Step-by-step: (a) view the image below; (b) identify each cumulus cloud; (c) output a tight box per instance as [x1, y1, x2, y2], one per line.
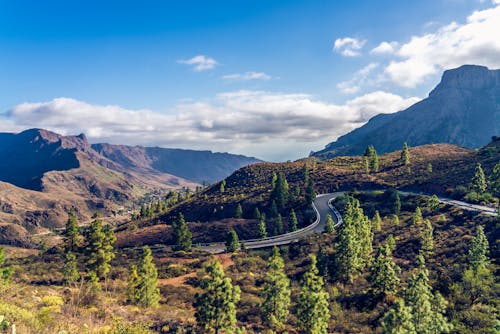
[333, 37, 366, 57]
[370, 41, 399, 55]
[222, 72, 272, 81]
[381, 3, 500, 87]
[337, 63, 379, 94]
[2, 92, 419, 161]
[177, 55, 218, 71]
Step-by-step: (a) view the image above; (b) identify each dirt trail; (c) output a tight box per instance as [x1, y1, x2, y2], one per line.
[159, 253, 234, 287]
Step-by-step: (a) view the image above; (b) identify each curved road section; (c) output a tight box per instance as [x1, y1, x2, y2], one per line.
[200, 193, 344, 253]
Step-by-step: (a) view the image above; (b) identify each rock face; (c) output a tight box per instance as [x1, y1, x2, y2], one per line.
[312, 65, 500, 159]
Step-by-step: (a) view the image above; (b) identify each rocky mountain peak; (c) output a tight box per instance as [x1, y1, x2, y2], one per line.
[429, 65, 500, 96]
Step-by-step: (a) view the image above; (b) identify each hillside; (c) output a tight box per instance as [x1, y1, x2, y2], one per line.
[312, 65, 500, 159]
[125, 140, 499, 246]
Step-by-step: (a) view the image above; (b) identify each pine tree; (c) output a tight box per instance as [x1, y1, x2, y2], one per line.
[368, 244, 400, 296]
[401, 142, 410, 165]
[365, 145, 379, 173]
[128, 246, 160, 307]
[489, 162, 500, 196]
[467, 226, 489, 270]
[84, 216, 115, 280]
[194, 259, 241, 334]
[0, 247, 13, 283]
[420, 220, 434, 260]
[394, 192, 401, 214]
[381, 299, 415, 334]
[317, 246, 329, 278]
[172, 213, 192, 251]
[412, 207, 423, 225]
[261, 247, 291, 331]
[427, 163, 433, 173]
[253, 207, 261, 219]
[259, 217, 268, 238]
[403, 256, 452, 333]
[274, 214, 283, 235]
[470, 163, 487, 194]
[220, 180, 226, 193]
[305, 179, 316, 206]
[235, 204, 243, 219]
[271, 172, 289, 211]
[270, 200, 279, 219]
[289, 209, 298, 232]
[64, 209, 80, 252]
[271, 172, 278, 189]
[392, 214, 400, 226]
[428, 195, 440, 213]
[324, 214, 335, 233]
[225, 229, 239, 253]
[302, 164, 310, 185]
[297, 255, 330, 334]
[386, 234, 396, 253]
[372, 210, 382, 232]
[63, 251, 80, 286]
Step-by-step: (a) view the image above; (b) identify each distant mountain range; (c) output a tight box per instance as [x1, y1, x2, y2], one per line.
[0, 128, 259, 245]
[312, 65, 500, 159]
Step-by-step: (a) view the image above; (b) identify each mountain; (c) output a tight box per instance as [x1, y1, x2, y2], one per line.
[92, 143, 261, 184]
[312, 65, 500, 159]
[0, 128, 259, 245]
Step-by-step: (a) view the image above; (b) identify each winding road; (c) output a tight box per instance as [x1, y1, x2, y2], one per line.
[198, 190, 497, 253]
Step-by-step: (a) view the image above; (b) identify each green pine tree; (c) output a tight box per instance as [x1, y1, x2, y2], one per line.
[220, 180, 226, 193]
[392, 214, 400, 226]
[297, 255, 330, 334]
[372, 210, 382, 232]
[489, 162, 500, 196]
[305, 179, 316, 206]
[194, 259, 241, 334]
[428, 195, 440, 213]
[470, 163, 487, 194]
[259, 217, 268, 238]
[412, 207, 423, 225]
[368, 244, 400, 296]
[63, 251, 80, 286]
[253, 207, 261, 219]
[84, 216, 115, 280]
[172, 213, 192, 251]
[235, 204, 243, 219]
[401, 142, 410, 165]
[324, 214, 335, 233]
[394, 192, 401, 214]
[225, 229, 239, 253]
[427, 163, 433, 173]
[128, 246, 160, 307]
[467, 226, 489, 270]
[289, 209, 298, 232]
[365, 145, 379, 173]
[271, 172, 278, 189]
[271, 172, 289, 211]
[64, 209, 80, 252]
[274, 214, 283, 235]
[381, 299, 415, 334]
[261, 247, 291, 331]
[420, 219, 434, 260]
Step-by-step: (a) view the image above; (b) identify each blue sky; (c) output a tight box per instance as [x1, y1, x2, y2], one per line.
[1, 0, 499, 160]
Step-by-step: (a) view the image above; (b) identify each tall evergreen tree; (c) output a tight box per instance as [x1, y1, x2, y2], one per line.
[372, 210, 382, 232]
[84, 216, 116, 280]
[270, 200, 279, 219]
[271, 172, 278, 189]
[368, 244, 400, 296]
[392, 214, 400, 226]
[128, 246, 160, 307]
[220, 180, 226, 193]
[289, 209, 298, 232]
[194, 259, 241, 334]
[297, 255, 330, 334]
[489, 162, 500, 196]
[64, 209, 80, 252]
[365, 145, 379, 173]
[261, 247, 291, 331]
[412, 207, 423, 225]
[420, 220, 434, 260]
[393, 192, 401, 214]
[381, 299, 415, 334]
[403, 256, 452, 333]
[470, 163, 487, 194]
[172, 213, 192, 251]
[401, 142, 410, 165]
[225, 229, 239, 253]
[274, 214, 283, 235]
[63, 251, 80, 286]
[259, 217, 268, 238]
[305, 179, 316, 206]
[253, 207, 261, 220]
[271, 172, 289, 211]
[324, 214, 335, 233]
[235, 204, 243, 219]
[467, 226, 489, 270]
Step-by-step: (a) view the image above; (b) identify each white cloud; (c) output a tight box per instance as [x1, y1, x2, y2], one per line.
[222, 72, 272, 81]
[337, 63, 379, 94]
[333, 37, 366, 57]
[370, 41, 399, 55]
[177, 55, 218, 71]
[381, 3, 500, 87]
[2, 92, 419, 161]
